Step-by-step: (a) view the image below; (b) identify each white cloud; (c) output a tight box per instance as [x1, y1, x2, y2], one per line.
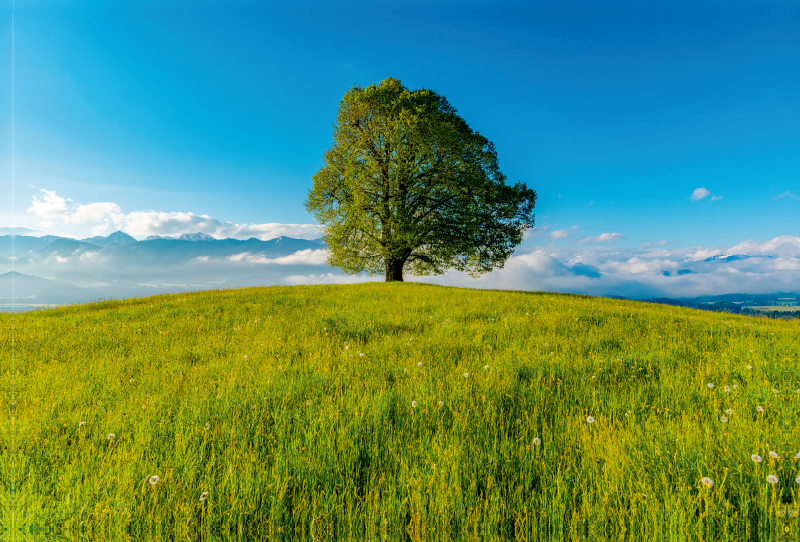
[28, 190, 71, 218]
[27, 189, 321, 241]
[579, 233, 624, 244]
[240, 249, 328, 266]
[91, 222, 110, 236]
[549, 228, 570, 240]
[710, 196, 723, 202]
[413, 235, 800, 298]
[690, 188, 711, 201]
[28, 189, 122, 225]
[774, 191, 800, 201]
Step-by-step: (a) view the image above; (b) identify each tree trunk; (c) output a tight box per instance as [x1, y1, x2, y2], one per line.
[385, 258, 405, 282]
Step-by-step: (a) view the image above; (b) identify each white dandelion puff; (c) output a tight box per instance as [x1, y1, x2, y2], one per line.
[411, 401, 417, 408]
[796, 476, 800, 485]
[107, 433, 115, 440]
[720, 416, 728, 423]
[707, 383, 714, 388]
[359, 353, 364, 357]
[305, 400, 311, 406]
[199, 492, 209, 502]
[767, 475, 779, 485]
[484, 365, 489, 370]
[586, 416, 595, 424]
[769, 451, 780, 459]
[464, 372, 469, 378]
[532, 437, 541, 446]
[751, 454, 763, 463]
[725, 409, 733, 415]
[700, 477, 713, 488]
[149, 475, 160, 485]
[204, 423, 210, 430]
[438, 401, 444, 408]
[78, 421, 86, 427]
[746, 365, 752, 370]
[756, 406, 764, 412]
[417, 362, 422, 367]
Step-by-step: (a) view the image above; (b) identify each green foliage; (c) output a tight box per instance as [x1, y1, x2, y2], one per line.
[306, 77, 536, 281]
[1, 284, 798, 540]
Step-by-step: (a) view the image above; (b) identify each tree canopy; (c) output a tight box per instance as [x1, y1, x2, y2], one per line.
[305, 77, 536, 282]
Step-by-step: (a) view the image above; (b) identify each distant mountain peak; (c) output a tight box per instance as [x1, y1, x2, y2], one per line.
[80, 231, 137, 247]
[178, 232, 217, 241]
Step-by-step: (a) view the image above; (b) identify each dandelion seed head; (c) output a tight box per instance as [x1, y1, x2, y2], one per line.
[756, 405, 764, 412]
[411, 401, 417, 408]
[438, 401, 444, 408]
[746, 365, 752, 369]
[78, 421, 86, 427]
[199, 492, 209, 502]
[107, 433, 115, 440]
[751, 454, 763, 463]
[725, 409, 733, 415]
[532, 437, 541, 446]
[700, 477, 713, 488]
[417, 362, 422, 367]
[464, 372, 469, 378]
[707, 383, 714, 388]
[767, 475, 779, 485]
[484, 365, 489, 370]
[769, 451, 780, 459]
[148, 475, 159, 485]
[720, 416, 728, 423]
[586, 416, 595, 424]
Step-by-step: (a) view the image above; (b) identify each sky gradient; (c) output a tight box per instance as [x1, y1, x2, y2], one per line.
[1, 0, 798, 298]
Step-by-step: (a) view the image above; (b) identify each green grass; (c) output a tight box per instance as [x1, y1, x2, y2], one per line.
[1, 282, 798, 541]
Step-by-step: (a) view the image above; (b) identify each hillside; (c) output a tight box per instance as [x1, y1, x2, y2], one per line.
[2, 283, 798, 540]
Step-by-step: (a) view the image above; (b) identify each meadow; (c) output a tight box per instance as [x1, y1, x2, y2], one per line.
[1, 282, 798, 541]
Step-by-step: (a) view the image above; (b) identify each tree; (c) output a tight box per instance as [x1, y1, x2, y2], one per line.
[305, 77, 536, 282]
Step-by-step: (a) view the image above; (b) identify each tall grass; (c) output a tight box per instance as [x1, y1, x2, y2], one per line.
[1, 283, 798, 540]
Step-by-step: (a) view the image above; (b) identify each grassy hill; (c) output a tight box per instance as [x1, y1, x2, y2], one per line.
[2, 283, 798, 540]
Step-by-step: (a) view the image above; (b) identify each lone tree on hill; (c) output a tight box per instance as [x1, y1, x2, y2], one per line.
[305, 77, 537, 282]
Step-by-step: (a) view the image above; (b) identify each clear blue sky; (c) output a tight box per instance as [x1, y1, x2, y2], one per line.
[1, 0, 798, 248]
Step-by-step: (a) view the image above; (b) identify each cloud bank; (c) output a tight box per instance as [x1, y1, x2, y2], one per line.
[27, 189, 320, 241]
[3, 234, 799, 307]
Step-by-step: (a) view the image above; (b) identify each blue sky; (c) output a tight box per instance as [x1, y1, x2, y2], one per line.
[1, 1, 799, 297]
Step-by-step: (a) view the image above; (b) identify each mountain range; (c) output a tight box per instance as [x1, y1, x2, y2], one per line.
[0, 231, 326, 310]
